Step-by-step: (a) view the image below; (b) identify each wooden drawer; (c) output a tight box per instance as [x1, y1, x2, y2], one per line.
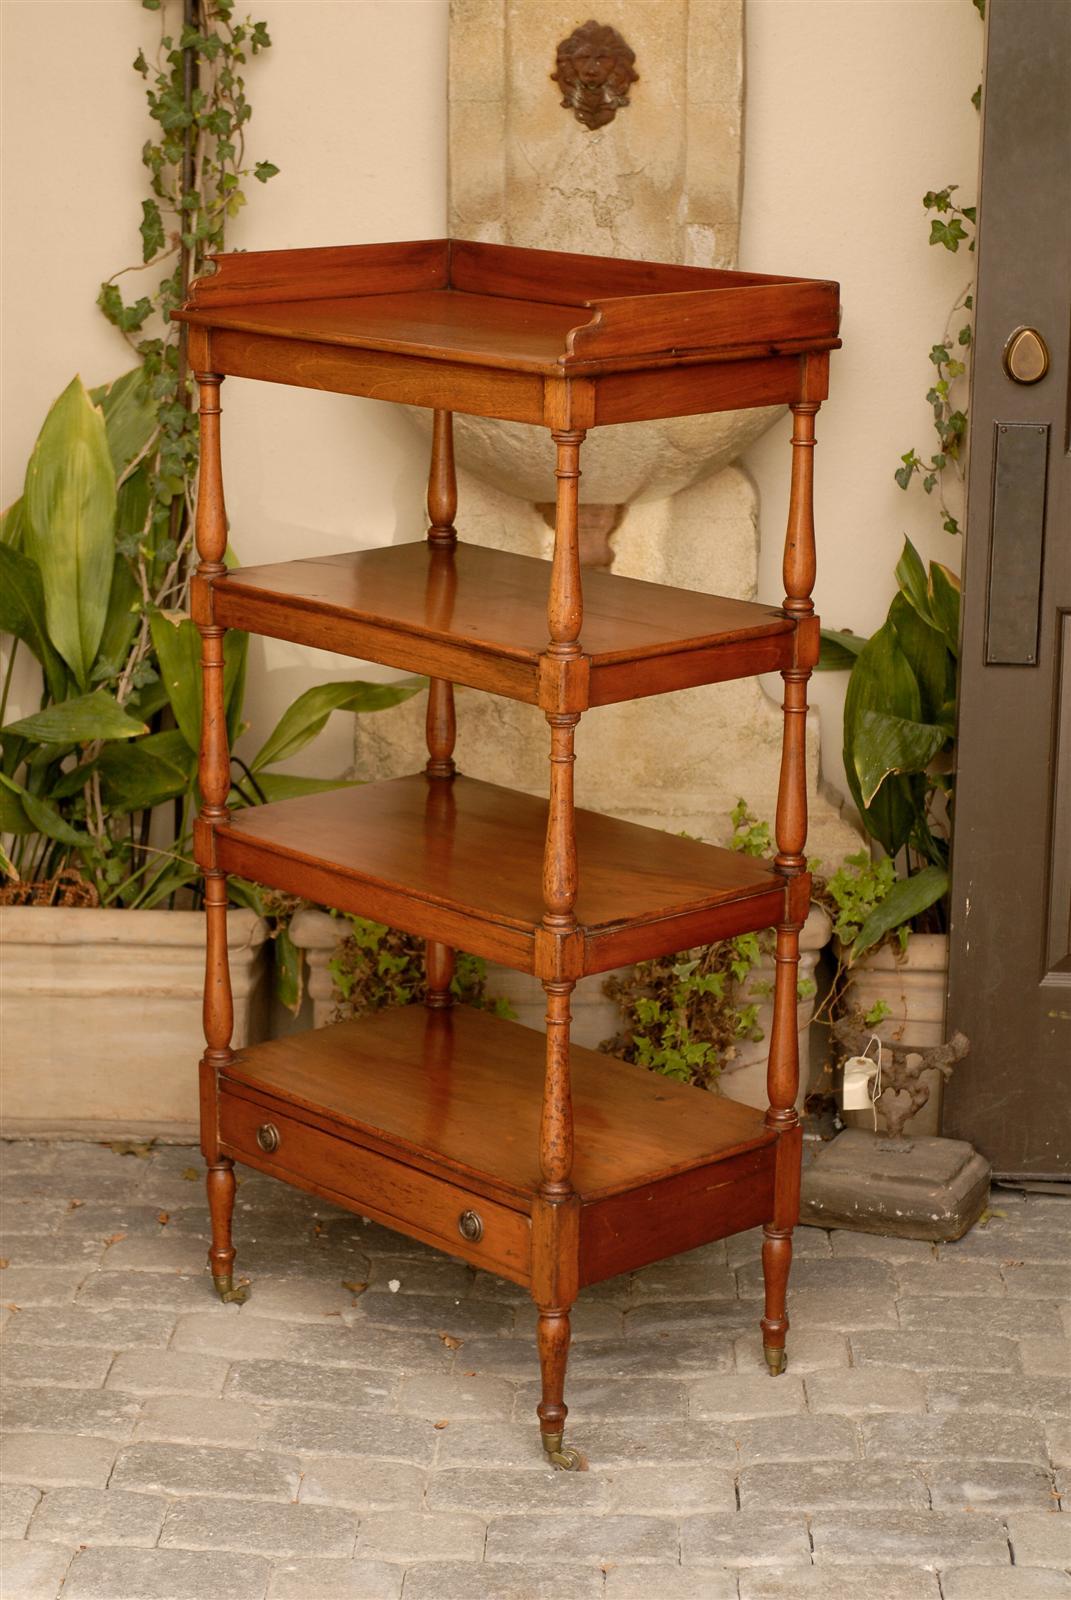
[219, 1082, 532, 1285]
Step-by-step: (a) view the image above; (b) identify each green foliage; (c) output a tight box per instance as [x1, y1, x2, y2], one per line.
[0, 372, 423, 907]
[834, 538, 959, 870]
[95, 0, 279, 659]
[895, 2, 984, 535]
[602, 802, 812, 1090]
[326, 917, 512, 1022]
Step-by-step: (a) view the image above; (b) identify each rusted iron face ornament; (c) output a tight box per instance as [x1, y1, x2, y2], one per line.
[552, 20, 638, 131]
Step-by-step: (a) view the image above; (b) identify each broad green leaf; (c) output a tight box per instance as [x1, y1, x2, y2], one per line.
[0, 771, 83, 846]
[230, 772, 358, 807]
[149, 610, 202, 751]
[50, 757, 100, 800]
[149, 611, 248, 755]
[117, 462, 152, 550]
[850, 865, 949, 961]
[95, 556, 141, 683]
[251, 678, 423, 772]
[895, 536, 933, 627]
[842, 618, 922, 858]
[888, 592, 952, 726]
[929, 562, 961, 657]
[854, 709, 949, 808]
[2, 691, 146, 747]
[817, 628, 867, 672]
[0, 780, 32, 834]
[136, 857, 200, 910]
[1, 496, 27, 550]
[98, 728, 196, 813]
[23, 377, 117, 689]
[0, 542, 68, 701]
[224, 628, 248, 747]
[0, 839, 17, 877]
[89, 369, 158, 479]
[273, 924, 303, 1013]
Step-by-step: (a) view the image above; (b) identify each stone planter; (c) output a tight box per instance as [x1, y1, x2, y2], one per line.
[289, 910, 630, 1044]
[841, 932, 950, 1137]
[291, 905, 830, 1109]
[0, 906, 269, 1136]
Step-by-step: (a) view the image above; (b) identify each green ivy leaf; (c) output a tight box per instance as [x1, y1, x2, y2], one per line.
[253, 160, 279, 183]
[139, 199, 166, 263]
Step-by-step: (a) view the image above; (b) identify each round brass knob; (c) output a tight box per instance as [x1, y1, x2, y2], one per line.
[457, 1209, 484, 1243]
[256, 1123, 280, 1154]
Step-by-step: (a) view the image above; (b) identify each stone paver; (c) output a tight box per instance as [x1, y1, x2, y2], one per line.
[26, 1487, 166, 1548]
[810, 1508, 1012, 1566]
[110, 1441, 301, 1501]
[62, 1546, 271, 1599]
[804, 1369, 925, 1414]
[925, 1460, 1058, 1510]
[1, 1139, 1068, 1598]
[268, 1558, 403, 1598]
[681, 1510, 811, 1567]
[0, 1345, 112, 1390]
[356, 1509, 486, 1564]
[159, 1494, 357, 1556]
[0, 1540, 74, 1599]
[739, 1570, 941, 1599]
[941, 1568, 1071, 1597]
[605, 1570, 737, 1600]
[738, 1460, 928, 1510]
[1, 1433, 117, 1489]
[486, 1510, 676, 1565]
[0, 1484, 40, 1540]
[1007, 1509, 1071, 1568]
[404, 1563, 604, 1599]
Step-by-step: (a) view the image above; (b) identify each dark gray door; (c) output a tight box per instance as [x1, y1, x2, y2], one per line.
[944, 0, 1071, 1177]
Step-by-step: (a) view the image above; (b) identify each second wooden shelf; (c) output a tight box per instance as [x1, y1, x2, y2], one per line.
[205, 773, 788, 978]
[209, 541, 798, 708]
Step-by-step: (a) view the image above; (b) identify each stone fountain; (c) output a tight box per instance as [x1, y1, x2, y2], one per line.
[357, 0, 859, 871]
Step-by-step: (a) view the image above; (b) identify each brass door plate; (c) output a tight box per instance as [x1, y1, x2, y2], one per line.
[1003, 326, 1050, 384]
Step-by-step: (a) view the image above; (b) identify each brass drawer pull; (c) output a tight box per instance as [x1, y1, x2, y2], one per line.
[458, 1208, 484, 1243]
[256, 1123, 280, 1154]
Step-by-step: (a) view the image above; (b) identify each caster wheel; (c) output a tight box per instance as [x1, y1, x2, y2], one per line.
[213, 1274, 250, 1305]
[764, 1344, 787, 1376]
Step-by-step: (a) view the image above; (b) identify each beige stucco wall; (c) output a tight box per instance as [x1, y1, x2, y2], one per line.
[1, 0, 981, 806]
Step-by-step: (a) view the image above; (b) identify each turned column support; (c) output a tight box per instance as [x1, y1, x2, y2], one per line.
[761, 401, 820, 1375]
[194, 373, 247, 1305]
[425, 409, 458, 1006]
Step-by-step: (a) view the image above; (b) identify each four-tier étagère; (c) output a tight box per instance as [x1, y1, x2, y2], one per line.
[175, 238, 839, 1469]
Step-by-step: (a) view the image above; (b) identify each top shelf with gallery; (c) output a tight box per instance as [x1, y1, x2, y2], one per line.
[173, 237, 839, 425]
[185, 235, 838, 1472]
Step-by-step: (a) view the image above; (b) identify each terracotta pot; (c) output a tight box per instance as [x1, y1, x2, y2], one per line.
[0, 906, 269, 1135]
[840, 932, 950, 1137]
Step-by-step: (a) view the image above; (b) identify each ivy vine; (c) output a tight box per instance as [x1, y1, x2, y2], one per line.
[96, 0, 278, 710]
[893, 0, 983, 537]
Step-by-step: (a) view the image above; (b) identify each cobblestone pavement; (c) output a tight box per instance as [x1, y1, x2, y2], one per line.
[0, 1139, 1068, 1600]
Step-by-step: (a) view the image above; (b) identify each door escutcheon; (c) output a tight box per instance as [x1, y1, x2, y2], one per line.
[1002, 326, 1050, 385]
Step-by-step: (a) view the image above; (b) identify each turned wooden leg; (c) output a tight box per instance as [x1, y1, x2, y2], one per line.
[760, 397, 820, 1374]
[761, 1226, 791, 1374]
[537, 1304, 581, 1468]
[206, 1155, 247, 1304]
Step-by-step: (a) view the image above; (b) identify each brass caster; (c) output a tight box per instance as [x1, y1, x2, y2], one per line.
[213, 1273, 250, 1305]
[764, 1343, 787, 1376]
[541, 1433, 584, 1471]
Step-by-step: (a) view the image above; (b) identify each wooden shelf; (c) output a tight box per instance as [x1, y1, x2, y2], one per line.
[217, 1005, 777, 1287]
[210, 542, 797, 707]
[174, 238, 838, 426]
[207, 773, 787, 978]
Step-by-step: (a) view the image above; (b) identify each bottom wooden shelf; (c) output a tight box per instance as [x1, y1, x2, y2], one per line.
[215, 1005, 780, 1291]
